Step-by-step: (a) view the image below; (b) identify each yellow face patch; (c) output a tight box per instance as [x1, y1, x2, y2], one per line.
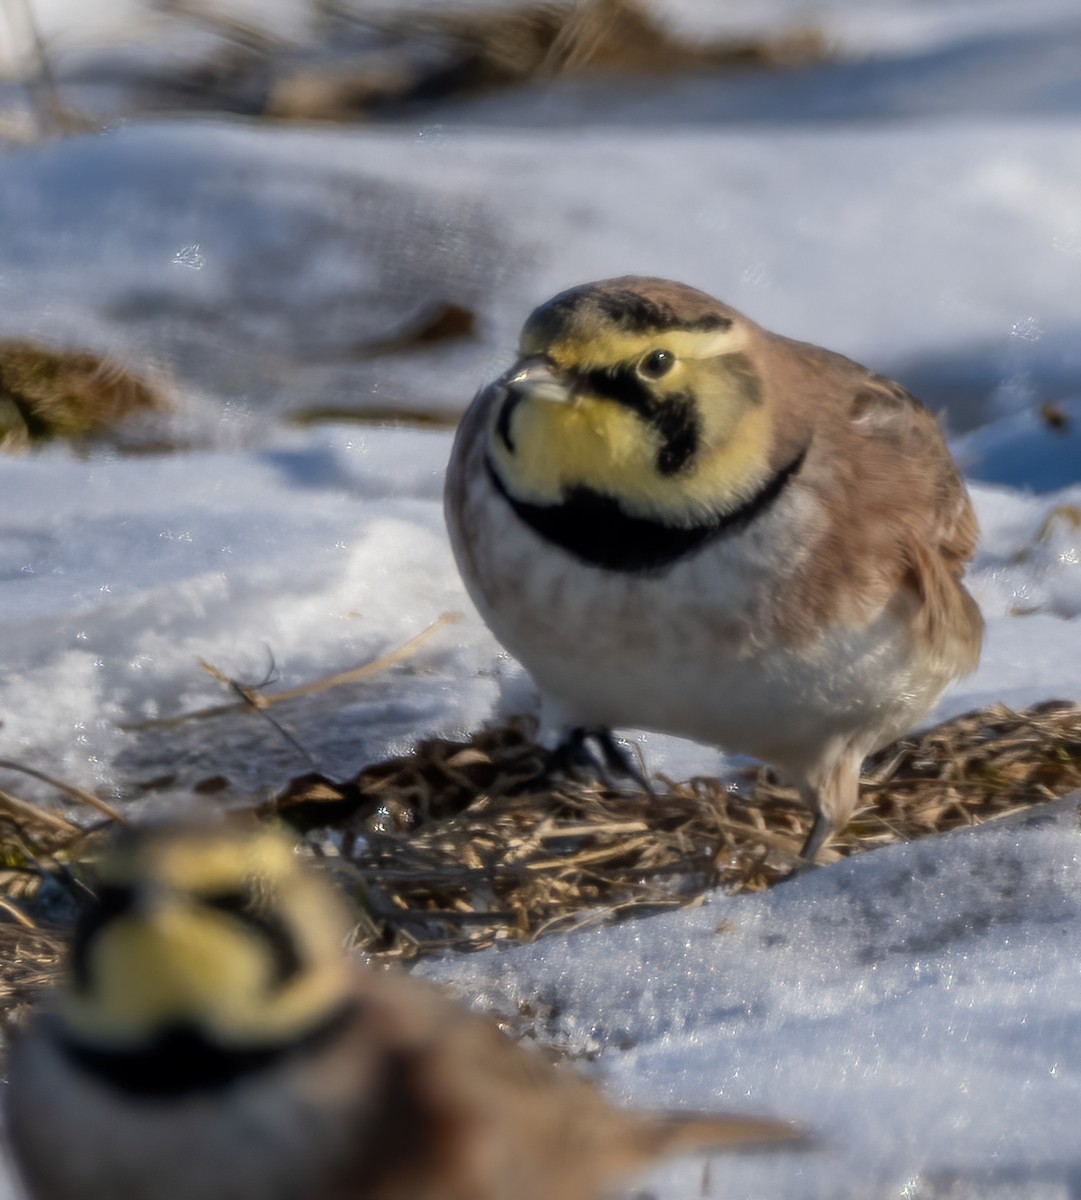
[489, 348, 775, 527]
[60, 829, 353, 1049]
[495, 392, 657, 505]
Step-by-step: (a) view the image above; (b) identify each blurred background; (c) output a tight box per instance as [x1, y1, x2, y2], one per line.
[1, 0, 1079, 461]
[0, 0, 1079, 801]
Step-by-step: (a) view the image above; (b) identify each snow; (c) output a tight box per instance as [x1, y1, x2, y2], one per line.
[1, 0, 1081, 1196]
[416, 795, 1081, 1200]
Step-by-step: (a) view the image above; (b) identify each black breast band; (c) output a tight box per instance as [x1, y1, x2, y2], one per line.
[58, 1002, 356, 1099]
[485, 445, 807, 575]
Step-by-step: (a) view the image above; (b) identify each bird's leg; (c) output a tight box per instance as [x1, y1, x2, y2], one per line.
[797, 810, 835, 865]
[798, 755, 861, 864]
[589, 729, 655, 794]
[546, 726, 593, 776]
[547, 727, 652, 792]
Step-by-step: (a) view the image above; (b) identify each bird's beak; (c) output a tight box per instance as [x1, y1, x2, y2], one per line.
[504, 357, 574, 405]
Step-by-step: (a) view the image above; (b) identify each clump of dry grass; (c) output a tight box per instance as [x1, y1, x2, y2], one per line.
[6, 0, 828, 131]
[269, 700, 1081, 955]
[0, 341, 168, 450]
[268, 0, 825, 121]
[1, 701, 1079, 1012]
[0, 786, 98, 1025]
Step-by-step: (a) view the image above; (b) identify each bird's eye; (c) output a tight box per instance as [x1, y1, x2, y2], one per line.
[637, 349, 675, 380]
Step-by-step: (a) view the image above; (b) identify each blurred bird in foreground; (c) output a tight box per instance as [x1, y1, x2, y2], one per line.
[5, 824, 807, 1200]
[446, 276, 983, 862]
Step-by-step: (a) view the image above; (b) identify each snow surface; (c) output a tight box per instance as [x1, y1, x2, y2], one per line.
[1, 0, 1081, 1196]
[416, 795, 1081, 1200]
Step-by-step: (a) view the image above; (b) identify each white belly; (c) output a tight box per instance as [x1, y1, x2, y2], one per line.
[5, 1029, 358, 1200]
[451, 475, 948, 783]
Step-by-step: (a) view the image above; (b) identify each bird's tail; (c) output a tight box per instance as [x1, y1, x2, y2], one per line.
[617, 1108, 812, 1167]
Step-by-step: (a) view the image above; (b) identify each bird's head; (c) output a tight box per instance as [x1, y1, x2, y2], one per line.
[485, 277, 781, 528]
[58, 824, 354, 1059]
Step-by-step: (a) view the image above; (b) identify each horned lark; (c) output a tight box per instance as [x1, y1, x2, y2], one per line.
[445, 277, 983, 861]
[5, 825, 805, 1200]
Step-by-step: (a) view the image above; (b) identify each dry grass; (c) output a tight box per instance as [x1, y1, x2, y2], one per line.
[266, 0, 825, 122]
[5, 0, 829, 131]
[1, 700, 1079, 1010]
[271, 699, 1081, 954]
[0, 341, 168, 450]
[0, 787, 97, 1024]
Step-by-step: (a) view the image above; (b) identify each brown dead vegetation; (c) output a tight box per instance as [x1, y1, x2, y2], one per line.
[269, 0, 824, 121]
[0, 341, 168, 450]
[1, 700, 1078, 1016]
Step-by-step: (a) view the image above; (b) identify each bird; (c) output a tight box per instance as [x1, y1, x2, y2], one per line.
[5, 823, 807, 1200]
[445, 276, 983, 862]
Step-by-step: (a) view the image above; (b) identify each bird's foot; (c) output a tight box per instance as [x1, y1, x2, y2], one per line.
[547, 727, 654, 794]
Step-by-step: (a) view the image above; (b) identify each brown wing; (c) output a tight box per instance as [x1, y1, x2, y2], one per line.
[758, 334, 983, 671]
[844, 372, 983, 672]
